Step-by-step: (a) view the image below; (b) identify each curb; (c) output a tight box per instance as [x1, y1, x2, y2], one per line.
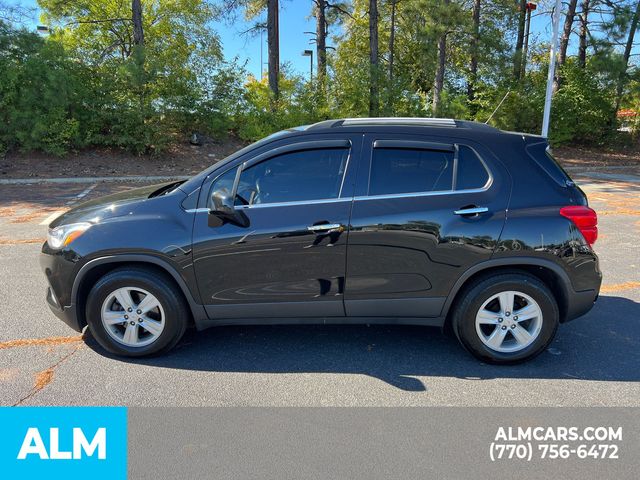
[0, 175, 190, 185]
[564, 166, 639, 171]
[571, 172, 640, 183]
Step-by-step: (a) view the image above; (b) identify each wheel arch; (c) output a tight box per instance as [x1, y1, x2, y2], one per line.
[73, 255, 207, 330]
[441, 257, 572, 333]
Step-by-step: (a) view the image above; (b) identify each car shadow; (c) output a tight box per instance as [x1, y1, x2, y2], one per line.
[85, 295, 640, 392]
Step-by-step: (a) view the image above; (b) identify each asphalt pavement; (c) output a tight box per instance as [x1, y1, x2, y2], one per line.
[0, 174, 638, 406]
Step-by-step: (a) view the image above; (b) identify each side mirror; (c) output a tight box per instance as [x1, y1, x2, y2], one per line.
[211, 189, 235, 216]
[209, 189, 249, 228]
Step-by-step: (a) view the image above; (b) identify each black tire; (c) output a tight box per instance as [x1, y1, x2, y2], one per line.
[86, 267, 189, 357]
[452, 272, 559, 364]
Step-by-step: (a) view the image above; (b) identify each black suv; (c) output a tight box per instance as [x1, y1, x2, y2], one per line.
[41, 118, 601, 363]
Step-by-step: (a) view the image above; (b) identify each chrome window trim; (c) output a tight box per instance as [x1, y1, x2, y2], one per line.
[353, 186, 490, 202]
[234, 197, 352, 210]
[199, 185, 493, 210]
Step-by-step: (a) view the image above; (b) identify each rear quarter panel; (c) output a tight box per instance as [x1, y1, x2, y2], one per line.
[492, 135, 601, 293]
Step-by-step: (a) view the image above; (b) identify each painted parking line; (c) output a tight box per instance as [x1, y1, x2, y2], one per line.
[39, 210, 68, 226]
[66, 183, 96, 205]
[0, 335, 83, 350]
[600, 282, 640, 293]
[0, 237, 45, 245]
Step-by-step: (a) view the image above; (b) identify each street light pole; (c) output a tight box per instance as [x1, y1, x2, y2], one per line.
[542, 0, 563, 138]
[302, 49, 313, 82]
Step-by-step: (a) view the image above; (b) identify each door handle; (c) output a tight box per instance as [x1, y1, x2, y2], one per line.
[307, 223, 343, 232]
[454, 207, 489, 216]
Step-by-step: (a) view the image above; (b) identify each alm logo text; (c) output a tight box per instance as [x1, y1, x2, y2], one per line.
[17, 427, 107, 460]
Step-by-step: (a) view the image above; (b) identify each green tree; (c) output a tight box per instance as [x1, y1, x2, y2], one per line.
[38, 0, 224, 153]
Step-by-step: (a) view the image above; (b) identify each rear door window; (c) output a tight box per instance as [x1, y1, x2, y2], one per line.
[456, 145, 490, 190]
[369, 148, 454, 195]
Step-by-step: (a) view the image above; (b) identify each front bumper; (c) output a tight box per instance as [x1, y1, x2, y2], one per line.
[45, 286, 83, 332]
[41, 244, 83, 332]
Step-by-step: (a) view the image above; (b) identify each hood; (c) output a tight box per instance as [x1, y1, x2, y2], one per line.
[49, 181, 184, 228]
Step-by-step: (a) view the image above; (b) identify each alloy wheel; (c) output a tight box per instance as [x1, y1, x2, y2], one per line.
[100, 287, 166, 347]
[474, 290, 543, 353]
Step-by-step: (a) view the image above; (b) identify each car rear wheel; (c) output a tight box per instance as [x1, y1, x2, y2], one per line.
[452, 272, 559, 364]
[86, 267, 188, 357]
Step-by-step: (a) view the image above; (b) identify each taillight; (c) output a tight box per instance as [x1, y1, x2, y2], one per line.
[560, 205, 598, 246]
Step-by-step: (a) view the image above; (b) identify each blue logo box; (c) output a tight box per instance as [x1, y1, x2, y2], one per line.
[0, 407, 127, 479]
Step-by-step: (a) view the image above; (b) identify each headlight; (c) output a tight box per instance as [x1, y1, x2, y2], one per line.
[47, 222, 92, 250]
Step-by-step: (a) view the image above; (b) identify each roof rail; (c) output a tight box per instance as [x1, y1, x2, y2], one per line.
[341, 117, 457, 127]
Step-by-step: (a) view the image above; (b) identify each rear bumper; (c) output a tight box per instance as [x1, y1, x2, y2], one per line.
[564, 288, 599, 323]
[45, 286, 83, 332]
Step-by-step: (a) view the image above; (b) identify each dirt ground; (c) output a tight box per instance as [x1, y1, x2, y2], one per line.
[0, 137, 638, 179]
[555, 144, 640, 167]
[0, 137, 247, 179]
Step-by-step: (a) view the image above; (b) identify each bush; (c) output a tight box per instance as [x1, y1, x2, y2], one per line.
[0, 22, 241, 155]
[0, 25, 84, 156]
[550, 63, 616, 145]
[475, 60, 617, 147]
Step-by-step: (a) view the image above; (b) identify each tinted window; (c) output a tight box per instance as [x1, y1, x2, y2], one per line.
[369, 148, 454, 196]
[543, 148, 572, 186]
[456, 146, 489, 190]
[210, 167, 238, 197]
[238, 148, 349, 205]
[526, 144, 572, 187]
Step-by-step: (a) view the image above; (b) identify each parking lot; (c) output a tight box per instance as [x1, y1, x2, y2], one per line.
[0, 172, 639, 407]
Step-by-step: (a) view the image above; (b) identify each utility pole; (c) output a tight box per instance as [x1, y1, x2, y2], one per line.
[542, 0, 562, 137]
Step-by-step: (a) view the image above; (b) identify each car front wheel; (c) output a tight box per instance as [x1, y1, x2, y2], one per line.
[452, 272, 559, 364]
[86, 267, 188, 357]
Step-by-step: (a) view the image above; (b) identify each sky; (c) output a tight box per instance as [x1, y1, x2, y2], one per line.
[7, 0, 559, 79]
[217, 1, 317, 78]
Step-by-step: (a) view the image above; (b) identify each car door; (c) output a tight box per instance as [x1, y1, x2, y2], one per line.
[344, 133, 511, 319]
[191, 134, 362, 321]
